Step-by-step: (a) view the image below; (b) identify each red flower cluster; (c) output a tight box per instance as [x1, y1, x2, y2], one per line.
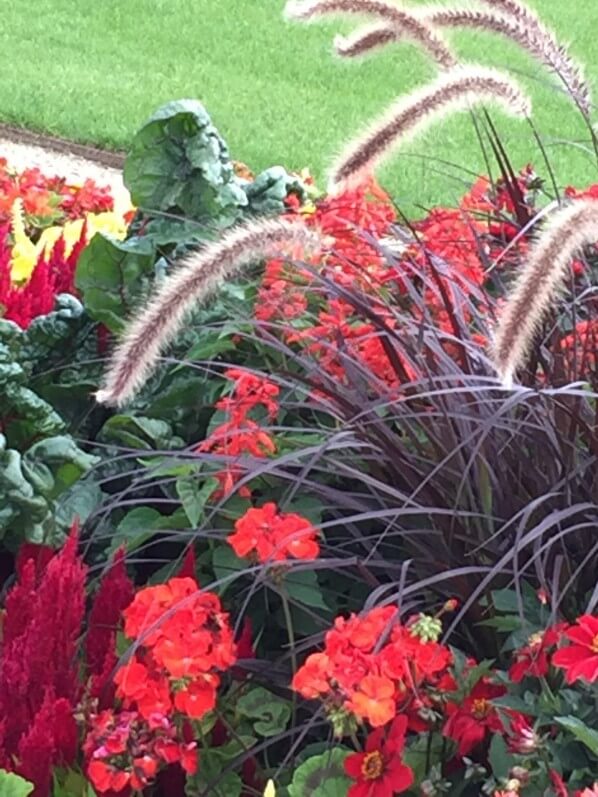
[0, 526, 85, 796]
[198, 368, 280, 497]
[559, 320, 598, 378]
[0, 221, 87, 328]
[228, 502, 320, 563]
[84, 709, 196, 795]
[292, 606, 452, 728]
[116, 576, 237, 720]
[0, 159, 113, 232]
[83, 711, 197, 793]
[256, 180, 411, 391]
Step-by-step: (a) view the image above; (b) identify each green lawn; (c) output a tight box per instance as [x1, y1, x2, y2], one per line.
[2, 0, 598, 205]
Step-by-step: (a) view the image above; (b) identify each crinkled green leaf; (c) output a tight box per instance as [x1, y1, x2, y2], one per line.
[245, 165, 306, 215]
[0, 431, 100, 547]
[124, 100, 246, 220]
[21, 436, 99, 498]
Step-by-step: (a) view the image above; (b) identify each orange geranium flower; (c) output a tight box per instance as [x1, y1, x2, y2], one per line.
[228, 502, 320, 563]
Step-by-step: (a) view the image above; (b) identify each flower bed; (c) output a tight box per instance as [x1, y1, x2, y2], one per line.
[1, 1, 598, 796]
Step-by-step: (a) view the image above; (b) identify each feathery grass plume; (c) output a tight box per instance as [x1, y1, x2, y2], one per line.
[477, 0, 591, 113]
[328, 65, 530, 193]
[96, 219, 321, 407]
[492, 198, 598, 387]
[334, 23, 400, 59]
[284, 0, 456, 68]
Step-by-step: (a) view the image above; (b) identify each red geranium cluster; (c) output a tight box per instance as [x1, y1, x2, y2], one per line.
[115, 576, 237, 720]
[0, 159, 113, 232]
[83, 576, 236, 794]
[198, 368, 280, 497]
[84, 709, 197, 795]
[292, 606, 452, 729]
[228, 501, 320, 563]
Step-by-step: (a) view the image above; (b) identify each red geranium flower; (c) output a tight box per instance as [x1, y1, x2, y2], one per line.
[228, 502, 320, 563]
[552, 615, 598, 684]
[344, 715, 414, 797]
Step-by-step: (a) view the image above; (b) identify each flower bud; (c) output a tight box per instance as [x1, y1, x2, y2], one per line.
[410, 614, 443, 643]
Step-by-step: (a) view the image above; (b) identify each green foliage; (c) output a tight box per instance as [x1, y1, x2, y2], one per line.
[236, 686, 292, 737]
[555, 716, 598, 758]
[77, 100, 308, 339]
[0, 770, 33, 797]
[287, 749, 351, 797]
[75, 234, 156, 333]
[185, 736, 256, 797]
[0, 319, 100, 546]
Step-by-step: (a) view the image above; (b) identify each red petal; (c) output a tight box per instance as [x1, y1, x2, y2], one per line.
[344, 752, 366, 779]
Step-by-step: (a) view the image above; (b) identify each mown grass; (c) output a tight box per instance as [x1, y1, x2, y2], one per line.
[1, 0, 597, 205]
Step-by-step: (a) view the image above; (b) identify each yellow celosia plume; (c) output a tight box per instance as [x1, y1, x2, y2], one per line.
[9, 199, 130, 284]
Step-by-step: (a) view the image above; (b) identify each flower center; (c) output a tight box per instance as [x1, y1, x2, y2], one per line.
[527, 631, 543, 647]
[471, 697, 490, 719]
[592, 634, 598, 653]
[361, 751, 384, 780]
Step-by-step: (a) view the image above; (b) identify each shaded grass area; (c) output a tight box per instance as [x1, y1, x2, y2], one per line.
[1, 0, 597, 205]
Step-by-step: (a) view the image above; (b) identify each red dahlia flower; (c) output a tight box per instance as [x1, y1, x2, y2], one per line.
[552, 615, 598, 684]
[344, 715, 414, 797]
[443, 678, 506, 757]
[509, 624, 564, 683]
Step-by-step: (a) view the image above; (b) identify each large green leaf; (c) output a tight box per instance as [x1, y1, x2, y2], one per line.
[287, 749, 351, 797]
[75, 233, 155, 332]
[0, 770, 34, 796]
[123, 99, 246, 220]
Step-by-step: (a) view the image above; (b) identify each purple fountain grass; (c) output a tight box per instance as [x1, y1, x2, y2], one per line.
[334, 23, 400, 58]
[284, 0, 456, 68]
[96, 219, 321, 408]
[477, 0, 591, 113]
[492, 198, 598, 387]
[334, 6, 590, 115]
[327, 65, 531, 193]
